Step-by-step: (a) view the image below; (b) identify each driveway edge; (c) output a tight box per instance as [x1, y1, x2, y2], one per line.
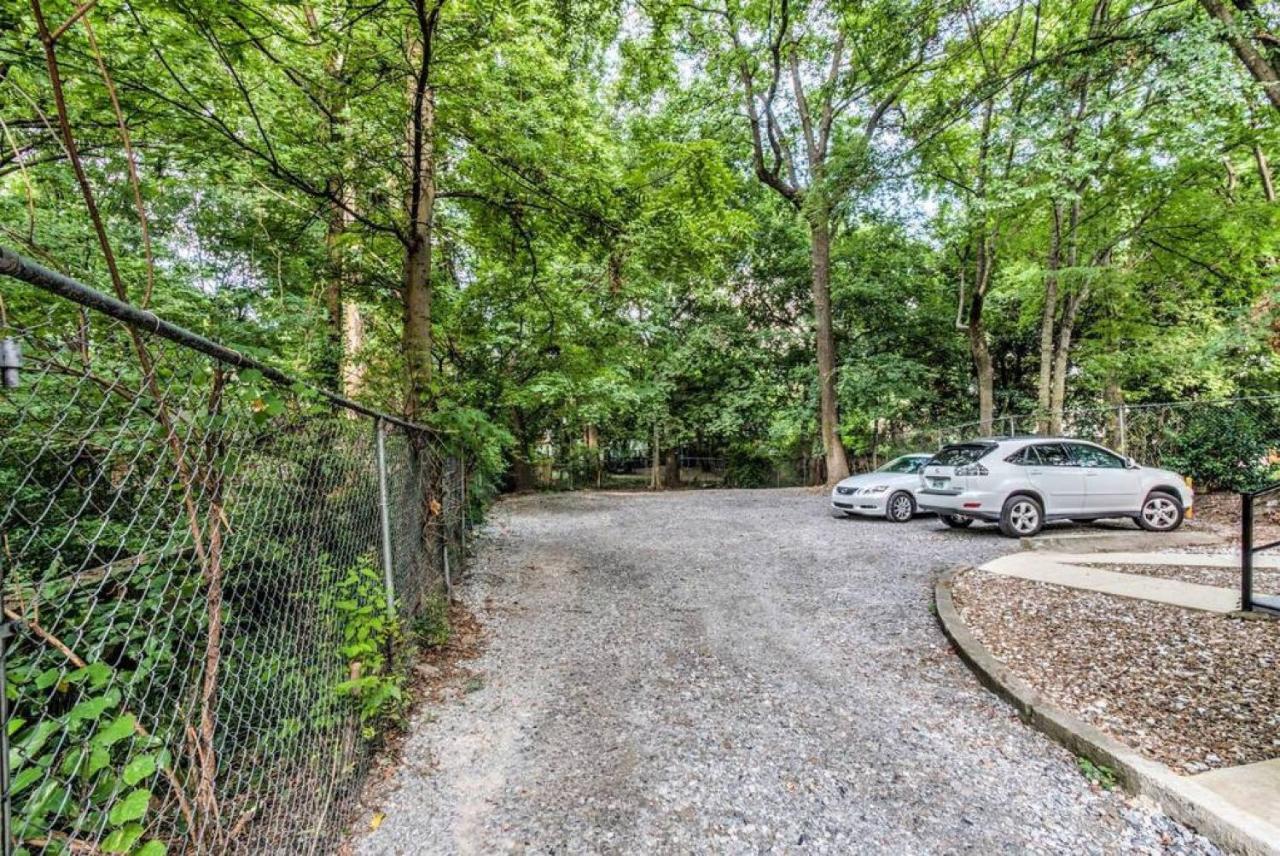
[935, 566, 1280, 856]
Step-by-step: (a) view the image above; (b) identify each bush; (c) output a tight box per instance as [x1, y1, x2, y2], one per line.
[1164, 407, 1276, 492]
[723, 448, 774, 488]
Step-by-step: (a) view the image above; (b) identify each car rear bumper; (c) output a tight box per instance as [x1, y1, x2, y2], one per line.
[917, 488, 1002, 521]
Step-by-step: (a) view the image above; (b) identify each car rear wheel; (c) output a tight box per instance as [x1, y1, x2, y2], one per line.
[1136, 491, 1183, 532]
[1000, 495, 1044, 538]
[886, 491, 915, 523]
[940, 514, 974, 529]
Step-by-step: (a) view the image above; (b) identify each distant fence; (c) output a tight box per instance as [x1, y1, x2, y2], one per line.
[875, 397, 1280, 492]
[0, 248, 469, 854]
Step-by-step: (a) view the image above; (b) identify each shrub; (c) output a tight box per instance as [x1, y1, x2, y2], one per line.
[723, 448, 775, 488]
[1164, 407, 1276, 492]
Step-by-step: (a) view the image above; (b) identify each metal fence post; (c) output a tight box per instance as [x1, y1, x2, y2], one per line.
[1241, 491, 1254, 612]
[374, 418, 396, 620]
[1117, 404, 1128, 455]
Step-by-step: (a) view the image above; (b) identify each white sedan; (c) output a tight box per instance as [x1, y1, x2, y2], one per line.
[830, 454, 934, 522]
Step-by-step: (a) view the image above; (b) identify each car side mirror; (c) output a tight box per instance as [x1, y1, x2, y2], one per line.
[1125, 457, 1140, 469]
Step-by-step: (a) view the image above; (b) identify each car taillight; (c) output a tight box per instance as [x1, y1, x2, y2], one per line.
[956, 462, 989, 477]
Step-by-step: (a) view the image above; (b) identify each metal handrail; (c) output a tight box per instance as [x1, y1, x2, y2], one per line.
[0, 244, 430, 434]
[1241, 480, 1280, 614]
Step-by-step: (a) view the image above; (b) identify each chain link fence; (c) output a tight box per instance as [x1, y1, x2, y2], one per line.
[0, 251, 469, 855]
[873, 397, 1280, 493]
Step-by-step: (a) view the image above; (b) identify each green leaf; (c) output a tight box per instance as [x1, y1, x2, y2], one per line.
[133, 841, 168, 856]
[68, 692, 118, 724]
[87, 746, 112, 777]
[93, 714, 136, 748]
[10, 766, 43, 797]
[102, 823, 145, 853]
[122, 753, 157, 786]
[108, 788, 151, 826]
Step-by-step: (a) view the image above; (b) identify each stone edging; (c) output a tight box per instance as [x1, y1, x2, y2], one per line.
[934, 566, 1280, 856]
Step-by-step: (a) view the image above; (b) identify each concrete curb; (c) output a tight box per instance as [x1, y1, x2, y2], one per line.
[935, 566, 1280, 856]
[1020, 529, 1223, 553]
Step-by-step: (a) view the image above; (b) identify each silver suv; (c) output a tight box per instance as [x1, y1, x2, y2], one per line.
[916, 437, 1194, 538]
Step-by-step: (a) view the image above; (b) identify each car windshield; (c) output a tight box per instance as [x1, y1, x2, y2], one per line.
[877, 456, 929, 474]
[930, 443, 994, 466]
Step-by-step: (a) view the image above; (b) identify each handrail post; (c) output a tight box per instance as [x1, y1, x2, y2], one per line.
[374, 418, 396, 619]
[1241, 491, 1253, 612]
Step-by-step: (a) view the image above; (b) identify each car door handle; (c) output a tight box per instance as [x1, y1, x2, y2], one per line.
[1028, 469, 1044, 475]
[1085, 472, 1099, 478]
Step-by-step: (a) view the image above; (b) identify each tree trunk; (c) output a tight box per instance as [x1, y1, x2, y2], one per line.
[808, 217, 850, 483]
[969, 320, 995, 435]
[1200, 0, 1280, 113]
[650, 423, 661, 490]
[1048, 288, 1089, 433]
[341, 301, 366, 396]
[1037, 204, 1063, 429]
[402, 84, 436, 421]
[585, 423, 602, 487]
[1254, 142, 1276, 202]
[663, 448, 680, 488]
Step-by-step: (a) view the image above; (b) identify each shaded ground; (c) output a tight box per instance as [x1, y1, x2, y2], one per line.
[953, 569, 1280, 776]
[352, 490, 1216, 854]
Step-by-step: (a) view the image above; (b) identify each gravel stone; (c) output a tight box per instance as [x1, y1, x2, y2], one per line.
[352, 490, 1220, 854]
[952, 569, 1280, 774]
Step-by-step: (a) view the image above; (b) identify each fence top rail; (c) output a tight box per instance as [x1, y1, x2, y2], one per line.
[0, 243, 429, 434]
[1244, 481, 1280, 500]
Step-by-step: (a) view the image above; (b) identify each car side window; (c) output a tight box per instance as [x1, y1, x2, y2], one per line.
[1007, 446, 1038, 465]
[1033, 443, 1074, 466]
[1069, 443, 1125, 468]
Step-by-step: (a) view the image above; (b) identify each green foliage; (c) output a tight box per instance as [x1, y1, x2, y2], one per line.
[330, 558, 406, 735]
[1077, 757, 1119, 791]
[722, 447, 776, 489]
[1163, 407, 1278, 492]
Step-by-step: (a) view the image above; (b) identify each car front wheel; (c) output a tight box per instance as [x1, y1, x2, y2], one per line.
[1136, 491, 1184, 532]
[940, 514, 974, 529]
[999, 495, 1044, 538]
[886, 491, 915, 523]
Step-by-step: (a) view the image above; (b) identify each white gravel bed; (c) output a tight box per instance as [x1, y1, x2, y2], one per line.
[351, 492, 1219, 854]
[953, 570, 1280, 776]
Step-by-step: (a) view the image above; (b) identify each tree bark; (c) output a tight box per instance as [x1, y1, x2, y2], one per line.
[1254, 142, 1276, 201]
[809, 216, 851, 481]
[402, 83, 435, 421]
[1037, 204, 1063, 429]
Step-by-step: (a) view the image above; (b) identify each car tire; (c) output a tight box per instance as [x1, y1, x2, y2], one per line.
[940, 514, 974, 529]
[886, 491, 915, 523]
[999, 494, 1044, 538]
[1136, 490, 1184, 532]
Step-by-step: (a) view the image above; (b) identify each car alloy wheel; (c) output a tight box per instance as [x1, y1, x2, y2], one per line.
[1140, 494, 1181, 531]
[888, 492, 914, 522]
[1006, 498, 1041, 536]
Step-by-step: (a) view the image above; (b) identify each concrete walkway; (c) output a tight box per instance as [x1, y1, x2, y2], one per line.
[1193, 759, 1280, 832]
[980, 551, 1280, 613]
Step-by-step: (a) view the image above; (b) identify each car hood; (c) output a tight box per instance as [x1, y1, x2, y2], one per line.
[835, 472, 919, 490]
[1141, 466, 1191, 490]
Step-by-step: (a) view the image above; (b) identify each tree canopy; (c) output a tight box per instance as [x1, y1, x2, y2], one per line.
[2, 0, 1277, 488]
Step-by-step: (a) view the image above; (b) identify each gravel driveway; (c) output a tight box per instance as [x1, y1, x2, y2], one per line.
[353, 489, 1216, 854]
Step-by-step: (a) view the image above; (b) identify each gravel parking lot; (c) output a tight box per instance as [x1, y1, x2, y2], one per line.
[353, 489, 1217, 854]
